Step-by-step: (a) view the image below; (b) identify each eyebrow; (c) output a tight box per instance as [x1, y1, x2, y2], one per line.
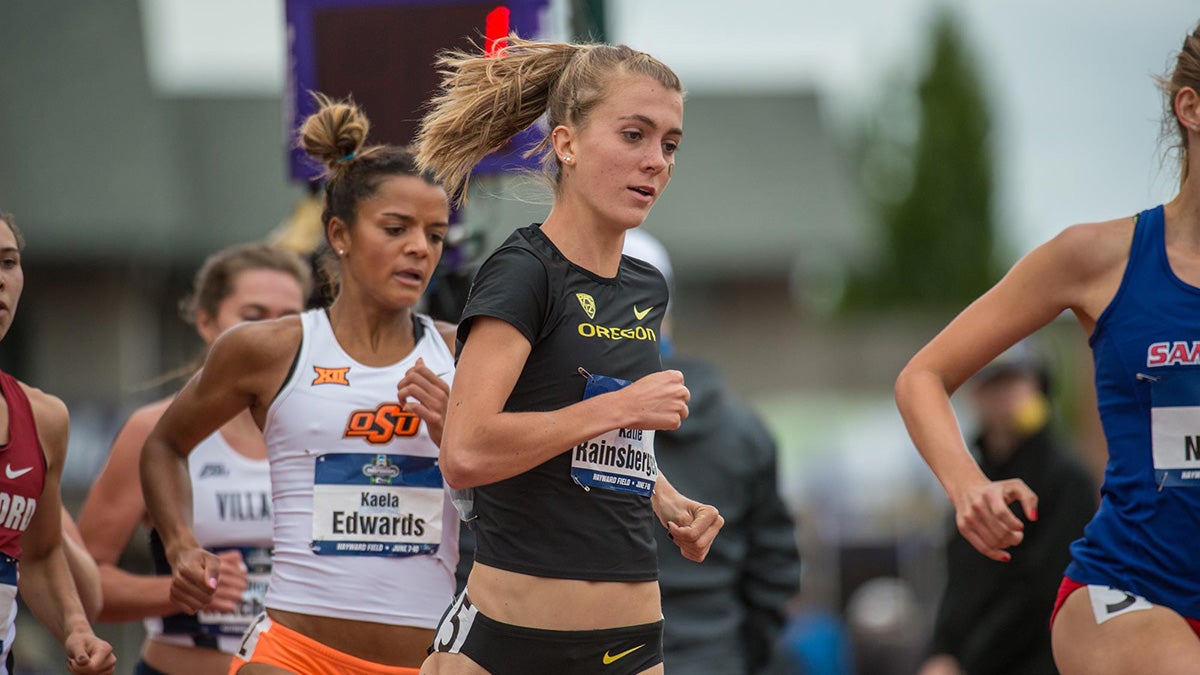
[620, 114, 683, 137]
[0, 247, 19, 255]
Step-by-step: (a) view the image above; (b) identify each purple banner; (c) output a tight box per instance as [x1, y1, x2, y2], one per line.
[285, 0, 553, 184]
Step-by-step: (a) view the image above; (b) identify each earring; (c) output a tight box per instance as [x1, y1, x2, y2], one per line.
[337, 249, 345, 256]
[562, 155, 573, 164]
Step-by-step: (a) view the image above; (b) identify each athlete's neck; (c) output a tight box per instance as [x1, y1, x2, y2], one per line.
[1166, 174, 1200, 246]
[326, 297, 416, 366]
[541, 205, 628, 279]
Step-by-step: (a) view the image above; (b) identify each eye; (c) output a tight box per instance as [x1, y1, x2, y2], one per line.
[663, 140, 680, 155]
[430, 231, 447, 245]
[622, 130, 643, 142]
[0, 256, 19, 269]
[384, 225, 406, 236]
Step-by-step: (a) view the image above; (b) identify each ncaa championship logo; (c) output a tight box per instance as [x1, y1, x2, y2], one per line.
[576, 293, 596, 319]
[362, 454, 401, 485]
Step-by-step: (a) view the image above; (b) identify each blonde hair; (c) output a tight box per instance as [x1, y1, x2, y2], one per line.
[415, 35, 682, 204]
[1159, 22, 1200, 186]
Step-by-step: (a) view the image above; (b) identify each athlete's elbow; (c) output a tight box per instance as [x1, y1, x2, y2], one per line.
[894, 362, 918, 410]
[439, 438, 484, 490]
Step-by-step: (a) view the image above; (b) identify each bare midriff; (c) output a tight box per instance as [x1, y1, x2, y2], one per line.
[466, 562, 661, 630]
[266, 608, 435, 666]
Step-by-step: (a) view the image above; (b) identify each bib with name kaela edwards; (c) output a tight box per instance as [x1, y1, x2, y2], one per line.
[311, 453, 443, 556]
[570, 371, 658, 497]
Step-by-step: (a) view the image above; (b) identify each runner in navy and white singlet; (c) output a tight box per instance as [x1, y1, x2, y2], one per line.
[0, 211, 115, 674]
[79, 244, 310, 675]
[896, 20, 1200, 675]
[416, 37, 724, 675]
[140, 96, 457, 675]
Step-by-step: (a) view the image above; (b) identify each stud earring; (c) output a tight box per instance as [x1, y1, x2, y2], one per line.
[337, 249, 345, 256]
[562, 155, 573, 164]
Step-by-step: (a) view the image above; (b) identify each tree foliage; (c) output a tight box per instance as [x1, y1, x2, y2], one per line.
[845, 10, 999, 312]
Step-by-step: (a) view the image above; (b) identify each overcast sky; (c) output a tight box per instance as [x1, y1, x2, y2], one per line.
[143, 0, 1199, 257]
[611, 0, 1199, 257]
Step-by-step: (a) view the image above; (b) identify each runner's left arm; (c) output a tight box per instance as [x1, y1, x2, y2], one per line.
[19, 390, 115, 674]
[651, 472, 723, 563]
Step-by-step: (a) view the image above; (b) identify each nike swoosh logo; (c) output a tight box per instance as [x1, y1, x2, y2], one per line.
[5, 465, 32, 480]
[633, 305, 652, 320]
[602, 644, 645, 665]
[1105, 591, 1137, 614]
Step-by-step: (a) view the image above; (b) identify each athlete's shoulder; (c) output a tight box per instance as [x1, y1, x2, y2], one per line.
[18, 382, 68, 460]
[121, 396, 175, 438]
[211, 314, 303, 365]
[1043, 216, 1135, 283]
[17, 382, 67, 427]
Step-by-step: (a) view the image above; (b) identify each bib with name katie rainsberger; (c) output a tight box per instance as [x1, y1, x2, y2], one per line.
[570, 372, 658, 497]
[1150, 373, 1200, 487]
[311, 453, 444, 556]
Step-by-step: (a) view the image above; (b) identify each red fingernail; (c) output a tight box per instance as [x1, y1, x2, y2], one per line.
[208, 577, 218, 589]
[1002, 553, 1011, 562]
[1031, 508, 1039, 521]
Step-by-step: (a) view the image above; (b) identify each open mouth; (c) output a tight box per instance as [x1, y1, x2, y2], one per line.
[629, 186, 655, 199]
[394, 270, 424, 286]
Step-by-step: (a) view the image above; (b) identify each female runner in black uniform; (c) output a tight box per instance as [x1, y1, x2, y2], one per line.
[416, 37, 724, 675]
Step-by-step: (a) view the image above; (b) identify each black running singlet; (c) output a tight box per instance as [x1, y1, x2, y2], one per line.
[457, 224, 668, 581]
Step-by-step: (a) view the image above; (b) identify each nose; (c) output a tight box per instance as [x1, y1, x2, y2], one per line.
[405, 229, 430, 258]
[642, 147, 669, 175]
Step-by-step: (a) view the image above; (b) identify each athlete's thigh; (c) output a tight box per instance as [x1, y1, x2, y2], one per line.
[1052, 585, 1200, 675]
[419, 652, 489, 675]
[234, 665, 298, 675]
[637, 664, 664, 674]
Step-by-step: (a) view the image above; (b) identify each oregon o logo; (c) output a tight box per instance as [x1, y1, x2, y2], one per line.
[344, 403, 420, 444]
[576, 293, 596, 319]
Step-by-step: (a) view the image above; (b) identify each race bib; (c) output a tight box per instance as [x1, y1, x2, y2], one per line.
[1150, 374, 1200, 487]
[195, 546, 271, 637]
[311, 453, 444, 557]
[570, 373, 658, 497]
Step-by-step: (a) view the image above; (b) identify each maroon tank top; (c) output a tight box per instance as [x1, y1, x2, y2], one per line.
[0, 370, 47, 559]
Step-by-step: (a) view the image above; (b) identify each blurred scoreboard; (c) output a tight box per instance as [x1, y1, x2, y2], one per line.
[285, 0, 563, 182]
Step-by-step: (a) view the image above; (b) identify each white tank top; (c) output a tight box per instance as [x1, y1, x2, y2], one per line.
[145, 431, 272, 653]
[262, 309, 458, 627]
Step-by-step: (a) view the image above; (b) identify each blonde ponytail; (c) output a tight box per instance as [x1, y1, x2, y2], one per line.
[416, 35, 682, 205]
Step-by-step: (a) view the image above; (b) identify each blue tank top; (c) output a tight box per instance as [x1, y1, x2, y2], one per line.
[1066, 204, 1200, 618]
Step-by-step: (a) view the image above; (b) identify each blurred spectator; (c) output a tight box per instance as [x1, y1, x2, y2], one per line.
[769, 604, 855, 675]
[847, 577, 925, 675]
[918, 344, 1096, 675]
[624, 229, 802, 674]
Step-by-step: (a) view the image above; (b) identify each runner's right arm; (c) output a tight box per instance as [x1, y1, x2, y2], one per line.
[83, 403, 226, 620]
[441, 316, 689, 490]
[895, 220, 1129, 561]
[140, 319, 298, 613]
